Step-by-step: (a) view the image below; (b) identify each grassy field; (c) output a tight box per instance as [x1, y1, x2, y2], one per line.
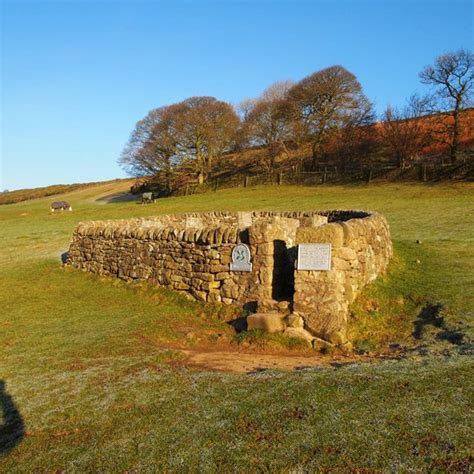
[0, 181, 473, 471]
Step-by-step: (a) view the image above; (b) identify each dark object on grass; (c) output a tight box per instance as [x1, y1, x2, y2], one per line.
[141, 192, 155, 204]
[50, 201, 72, 212]
[0, 380, 25, 456]
[60, 251, 69, 264]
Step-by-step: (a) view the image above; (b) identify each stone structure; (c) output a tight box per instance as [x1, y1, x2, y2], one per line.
[67, 210, 392, 344]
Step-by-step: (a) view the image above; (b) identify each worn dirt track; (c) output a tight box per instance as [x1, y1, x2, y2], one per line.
[171, 348, 365, 373]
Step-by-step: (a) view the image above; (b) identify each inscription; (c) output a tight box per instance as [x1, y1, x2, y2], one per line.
[230, 243, 252, 272]
[297, 243, 331, 271]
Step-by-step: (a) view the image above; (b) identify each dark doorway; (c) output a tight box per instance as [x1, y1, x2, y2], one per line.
[272, 240, 295, 302]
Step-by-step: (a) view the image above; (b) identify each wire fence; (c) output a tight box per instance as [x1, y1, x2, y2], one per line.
[171, 161, 473, 197]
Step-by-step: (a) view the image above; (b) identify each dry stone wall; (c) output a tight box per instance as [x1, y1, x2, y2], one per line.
[67, 210, 392, 342]
[293, 213, 392, 341]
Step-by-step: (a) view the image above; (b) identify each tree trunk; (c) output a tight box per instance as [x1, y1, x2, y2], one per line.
[396, 153, 404, 169]
[311, 142, 319, 170]
[451, 106, 460, 164]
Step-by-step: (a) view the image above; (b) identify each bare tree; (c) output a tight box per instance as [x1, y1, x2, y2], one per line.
[119, 106, 184, 194]
[261, 80, 294, 102]
[237, 98, 258, 121]
[119, 107, 167, 176]
[419, 49, 474, 162]
[286, 65, 374, 169]
[120, 98, 239, 186]
[172, 96, 240, 183]
[381, 95, 432, 168]
[243, 81, 294, 173]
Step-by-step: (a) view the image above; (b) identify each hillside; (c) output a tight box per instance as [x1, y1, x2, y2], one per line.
[134, 108, 474, 198]
[0, 181, 473, 470]
[3, 110, 472, 206]
[0, 178, 134, 206]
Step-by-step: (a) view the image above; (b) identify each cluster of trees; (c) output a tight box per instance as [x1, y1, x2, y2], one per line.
[119, 96, 239, 190]
[120, 49, 473, 190]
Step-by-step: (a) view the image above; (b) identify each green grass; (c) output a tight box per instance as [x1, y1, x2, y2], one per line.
[1, 181, 473, 470]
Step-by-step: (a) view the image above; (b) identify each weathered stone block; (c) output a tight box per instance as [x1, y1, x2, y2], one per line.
[210, 264, 228, 273]
[296, 223, 344, 248]
[215, 272, 230, 281]
[283, 327, 314, 346]
[313, 337, 335, 353]
[208, 291, 221, 303]
[247, 313, 285, 333]
[336, 247, 357, 260]
[286, 313, 304, 328]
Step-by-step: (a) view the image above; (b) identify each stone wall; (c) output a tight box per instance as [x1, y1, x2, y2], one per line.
[67, 210, 392, 342]
[293, 213, 392, 341]
[69, 216, 254, 306]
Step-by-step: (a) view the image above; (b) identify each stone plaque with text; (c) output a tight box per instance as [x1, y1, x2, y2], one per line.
[230, 243, 252, 272]
[297, 243, 331, 271]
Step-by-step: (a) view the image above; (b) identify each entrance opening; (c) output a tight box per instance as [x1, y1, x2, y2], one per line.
[272, 240, 295, 302]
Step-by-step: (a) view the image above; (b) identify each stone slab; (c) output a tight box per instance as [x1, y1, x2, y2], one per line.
[247, 313, 285, 333]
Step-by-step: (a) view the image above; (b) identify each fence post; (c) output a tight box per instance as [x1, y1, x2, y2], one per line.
[366, 168, 373, 184]
[322, 167, 327, 184]
[419, 164, 427, 182]
[278, 172, 283, 185]
[185, 184, 189, 196]
[244, 175, 249, 188]
[214, 178, 219, 191]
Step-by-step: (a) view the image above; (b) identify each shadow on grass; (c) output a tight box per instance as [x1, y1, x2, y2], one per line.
[60, 251, 69, 264]
[95, 193, 139, 204]
[413, 303, 465, 345]
[0, 380, 25, 456]
[413, 303, 445, 339]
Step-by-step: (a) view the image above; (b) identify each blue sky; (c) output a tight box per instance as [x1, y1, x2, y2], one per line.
[1, 0, 472, 190]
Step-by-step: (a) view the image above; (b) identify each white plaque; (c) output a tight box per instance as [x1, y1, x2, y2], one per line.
[230, 243, 252, 272]
[297, 243, 331, 271]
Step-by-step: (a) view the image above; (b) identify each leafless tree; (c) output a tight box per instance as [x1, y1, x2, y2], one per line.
[120, 97, 239, 186]
[261, 80, 294, 102]
[242, 81, 294, 173]
[172, 96, 240, 183]
[119, 107, 167, 176]
[381, 95, 432, 168]
[419, 49, 474, 162]
[286, 65, 374, 169]
[237, 98, 258, 121]
[119, 105, 184, 194]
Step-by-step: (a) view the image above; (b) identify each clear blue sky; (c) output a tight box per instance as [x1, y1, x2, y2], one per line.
[1, 0, 472, 190]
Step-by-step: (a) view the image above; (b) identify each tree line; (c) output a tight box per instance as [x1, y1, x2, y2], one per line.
[119, 49, 473, 193]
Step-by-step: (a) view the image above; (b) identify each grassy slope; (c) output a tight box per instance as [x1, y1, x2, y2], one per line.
[0, 178, 133, 205]
[0, 181, 473, 470]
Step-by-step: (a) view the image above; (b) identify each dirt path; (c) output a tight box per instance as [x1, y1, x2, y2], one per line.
[172, 348, 363, 373]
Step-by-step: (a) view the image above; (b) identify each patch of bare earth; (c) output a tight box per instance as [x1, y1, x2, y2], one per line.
[177, 350, 326, 373]
[165, 344, 370, 373]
